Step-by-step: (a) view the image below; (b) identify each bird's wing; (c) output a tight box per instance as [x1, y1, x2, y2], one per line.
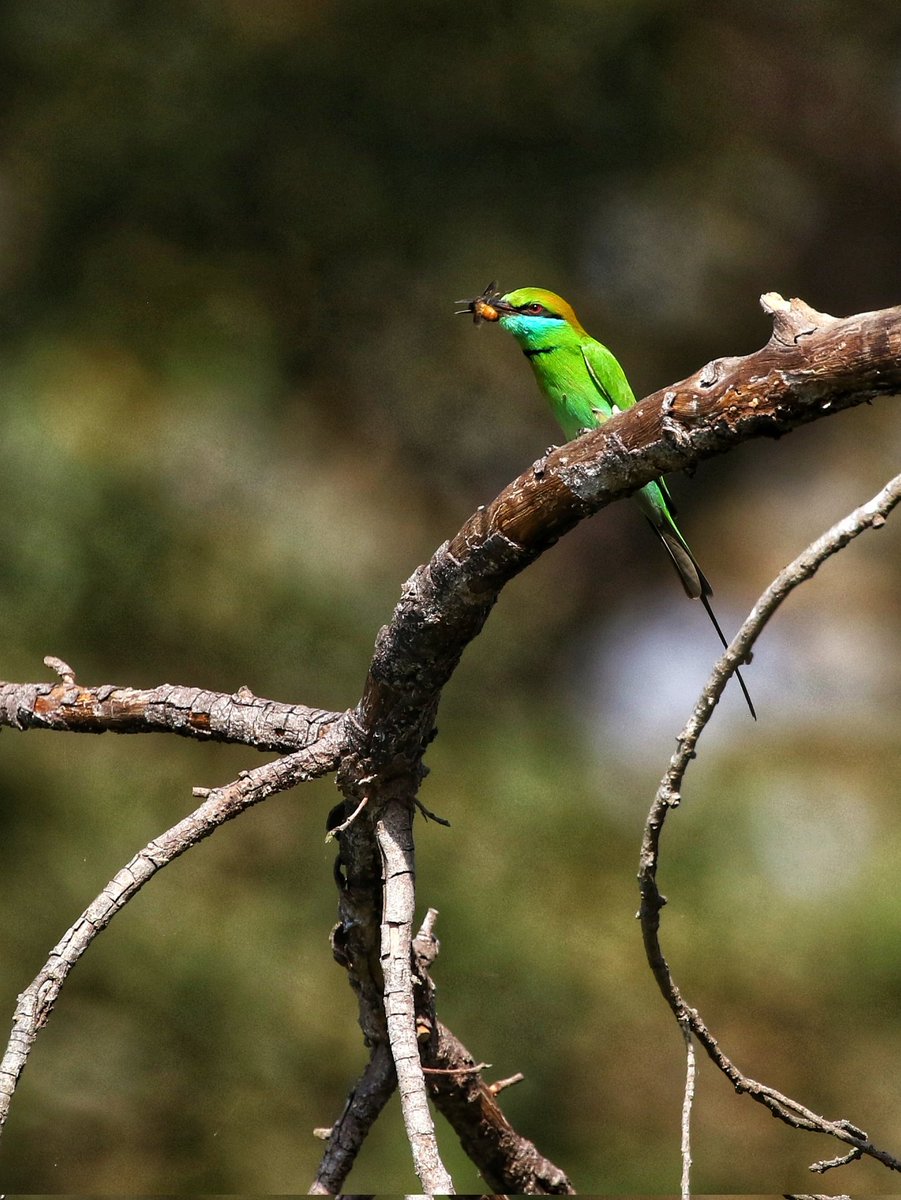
[580, 340, 637, 416]
[583, 337, 680, 508]
[580, 347, 616, 418]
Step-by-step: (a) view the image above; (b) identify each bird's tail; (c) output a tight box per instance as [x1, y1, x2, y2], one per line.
[647, 518, 757, 721]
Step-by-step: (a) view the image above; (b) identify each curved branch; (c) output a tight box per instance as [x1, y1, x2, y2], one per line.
[0, 731, 343, 1133]
[638, 472, 901, 1175]
[0, 671, 343, 754]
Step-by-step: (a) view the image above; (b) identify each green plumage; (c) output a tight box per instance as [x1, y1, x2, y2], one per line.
[466, 284, 755, 717]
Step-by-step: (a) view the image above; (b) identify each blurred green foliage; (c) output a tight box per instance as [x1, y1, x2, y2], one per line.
[1, 0, 900, 1190]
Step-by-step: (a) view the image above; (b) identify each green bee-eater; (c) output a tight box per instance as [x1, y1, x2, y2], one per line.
[458, 283, 754, 718]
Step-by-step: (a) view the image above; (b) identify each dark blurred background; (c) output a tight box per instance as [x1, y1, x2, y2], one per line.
[1, 0, 899, 1190]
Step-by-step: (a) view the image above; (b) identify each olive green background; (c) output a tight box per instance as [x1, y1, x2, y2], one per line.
[1, 0, 899, 1191]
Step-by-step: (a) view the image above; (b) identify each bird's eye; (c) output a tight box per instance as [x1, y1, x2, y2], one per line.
[527, 302, 545, 314]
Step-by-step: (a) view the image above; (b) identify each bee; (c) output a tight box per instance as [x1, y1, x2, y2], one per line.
[455, 280, 502, 324]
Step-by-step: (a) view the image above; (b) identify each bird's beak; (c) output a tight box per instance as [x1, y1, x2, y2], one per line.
[454, 281, 513, 325]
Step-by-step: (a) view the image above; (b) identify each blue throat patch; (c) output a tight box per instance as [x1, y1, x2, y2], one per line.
[498, 313, 564, 342]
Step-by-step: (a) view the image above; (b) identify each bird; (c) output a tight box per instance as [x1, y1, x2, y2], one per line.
[457, 282, 755, 718]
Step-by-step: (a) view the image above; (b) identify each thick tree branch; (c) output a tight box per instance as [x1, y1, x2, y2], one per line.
[638, 472, 901, 1177]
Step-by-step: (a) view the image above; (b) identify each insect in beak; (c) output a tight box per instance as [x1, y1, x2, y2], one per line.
[455, 280, 502, 324]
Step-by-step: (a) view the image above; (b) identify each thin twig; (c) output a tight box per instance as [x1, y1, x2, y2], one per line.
[422, 1062, 491, 1075]
[0, 736, 342, 1135]
[488, 1073, 524, 1096]
[43, 655, 76, 685]
[809, 1144, 864, 1174]
[326, 794, 369, 840]
[638, 472, 901, 1178]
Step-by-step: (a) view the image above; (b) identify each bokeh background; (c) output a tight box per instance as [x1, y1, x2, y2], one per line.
[1, 0, 900, 1191]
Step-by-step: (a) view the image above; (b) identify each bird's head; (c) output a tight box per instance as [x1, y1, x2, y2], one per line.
[457, 284, 585, 343]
